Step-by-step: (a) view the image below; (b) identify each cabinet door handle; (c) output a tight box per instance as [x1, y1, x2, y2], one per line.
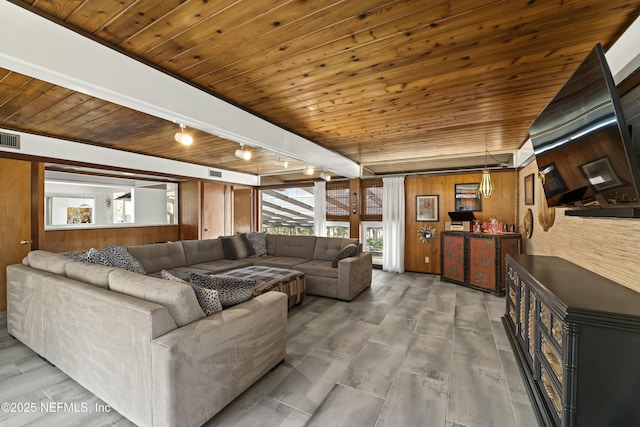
[204, 228, 209, 232]
[20, 240, 32, 245]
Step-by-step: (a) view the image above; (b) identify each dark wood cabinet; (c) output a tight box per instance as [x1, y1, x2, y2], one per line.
[503, 254, 640, 427]
[441, 231, 521, 295]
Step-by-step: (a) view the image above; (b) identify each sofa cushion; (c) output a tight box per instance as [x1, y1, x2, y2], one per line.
[295, 259, 339, 279]
[125, 242, 187, 274]
[253, 256, 309, 269]
[109, 269, 205, 326]
[189, 273, 256, 308]
[27, 250, 73, 275]
[266, 234, 278, 255]
[65, 261, 117, 289]
[332, 243, 359, 268]
[104, 244, 147, 275]
[271, 235, 316, 258]
[161, 270, 222, 315]
[181, 239, 226, 265]
[313, 237, 359, 261]
[187, 258, 254, 274]
[244, 232, 268, 257]
[220, 235, 254, 260]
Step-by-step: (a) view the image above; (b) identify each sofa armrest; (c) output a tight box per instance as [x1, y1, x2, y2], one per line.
[150, 291, 287, 427]
[337, 251, 373, 301]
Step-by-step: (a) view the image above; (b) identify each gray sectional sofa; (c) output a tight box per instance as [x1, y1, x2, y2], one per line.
[129, 234, 372, 302]
[6, 234, 372, 427]
[7, 250, 287, 427]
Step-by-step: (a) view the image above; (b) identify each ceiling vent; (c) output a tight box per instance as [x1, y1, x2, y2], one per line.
[208, 169, 222, 178]
[0, 132, 20, 150]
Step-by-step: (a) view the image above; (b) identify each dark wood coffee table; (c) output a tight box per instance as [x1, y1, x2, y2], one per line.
[220, 265, 305, 308]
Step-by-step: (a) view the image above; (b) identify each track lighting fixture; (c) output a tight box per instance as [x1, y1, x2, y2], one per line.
[274, 157, 289, 168]
[320, 171, 331, 181]
[303, 165, 315, 175]
[174, 124, 193, 146]
[235, 144, 252, 160]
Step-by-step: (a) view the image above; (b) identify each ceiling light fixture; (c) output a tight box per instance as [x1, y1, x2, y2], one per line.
[274, 157, 289, 168]
[235, 143, 252, 160]
[478, 139, 495, 198]
[320, 171, 332, 181]
[174, 124, 193, 146]
[303, 165, 315, 175]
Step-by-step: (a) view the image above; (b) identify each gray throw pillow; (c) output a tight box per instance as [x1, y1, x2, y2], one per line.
[104, 244, 146, 275]
[331, 243, 359, 268]
[162, 270, 222, 315]
[220, 235, 254, 260]
[189, 272, 256, 308]
[244, 231, 267, 257]
[64, 250, 89, 261]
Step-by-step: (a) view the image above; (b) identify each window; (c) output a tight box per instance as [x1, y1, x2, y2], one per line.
[260, 186, 314, 235]
[326, 221, 349, 238]
[326, 182, 350, 221]
[362, 222, 383, 265]
[361, 180, 383, 265]
[361, 180, 383, 221]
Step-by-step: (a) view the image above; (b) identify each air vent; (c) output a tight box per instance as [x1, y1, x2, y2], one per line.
[0, 132, 20, 150]
[208, 169, 222, 178]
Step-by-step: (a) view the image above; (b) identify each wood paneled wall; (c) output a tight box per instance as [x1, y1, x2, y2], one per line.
[404, 170, 517, 273]
[40, 225, 180, 253]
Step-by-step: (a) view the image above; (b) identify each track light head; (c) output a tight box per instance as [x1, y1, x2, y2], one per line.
[235, 144, 251, 160]
[303, 165, 315, 175]
[320, 172, 331, 181]
[174, 124, 193, 146]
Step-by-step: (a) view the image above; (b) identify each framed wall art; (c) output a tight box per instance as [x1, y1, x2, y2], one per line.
[416, 195, 439, 221]
[524, 173, 535, 205]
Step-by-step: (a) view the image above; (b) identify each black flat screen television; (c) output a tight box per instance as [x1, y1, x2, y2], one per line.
[529, 43, 640, 209]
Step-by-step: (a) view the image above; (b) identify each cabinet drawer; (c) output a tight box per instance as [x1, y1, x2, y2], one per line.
[540, 363, 562, 424]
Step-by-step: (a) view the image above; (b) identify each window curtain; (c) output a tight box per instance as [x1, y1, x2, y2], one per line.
[382, 176, 405, 273]
[314, 181, 327, 237]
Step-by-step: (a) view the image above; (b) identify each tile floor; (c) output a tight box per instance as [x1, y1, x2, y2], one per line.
[0, 270, 539, 426]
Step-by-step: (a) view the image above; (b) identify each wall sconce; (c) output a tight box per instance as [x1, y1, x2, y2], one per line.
[351, 192, 358, 214]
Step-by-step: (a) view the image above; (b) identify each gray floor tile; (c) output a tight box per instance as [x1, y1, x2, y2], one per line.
[316, 320, 377, 359]
[269, 351, 351, 415]
[337, 341, 406, 399]
[498, 348, 530, 404]
[387, 299, 425, 320]
[347, 302, 394, 326]
[400, 334, 452, 382]
[285, 327, 332, 368]
[454, 303, 492, 332]
[425, 291, 456, 314]
[414, 309, 454, 338]
[512, 400, 540, 427]
[0, 364, 68, 402]
[447, 359, 515, 427]
[207, 396, 309, 427]
[369, 314, 417, 349]
[375, 370, 447, 427]
[306, 384, 384, 427]
[452, 327, 501, 371]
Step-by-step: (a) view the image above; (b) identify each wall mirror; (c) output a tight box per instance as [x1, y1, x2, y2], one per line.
[45, 169, 179, 230]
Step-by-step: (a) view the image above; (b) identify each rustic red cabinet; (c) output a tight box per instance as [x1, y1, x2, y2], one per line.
[441, 231, 521, 296]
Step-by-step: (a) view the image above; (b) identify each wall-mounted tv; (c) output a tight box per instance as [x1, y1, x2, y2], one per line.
[529, 43, 640, 212]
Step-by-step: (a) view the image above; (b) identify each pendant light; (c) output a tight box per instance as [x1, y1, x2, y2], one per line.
[478, 139, 494, 198]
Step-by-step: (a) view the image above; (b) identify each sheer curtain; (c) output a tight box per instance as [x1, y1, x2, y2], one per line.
[382, 176, 405, 273]
[314, 181, 327, 237]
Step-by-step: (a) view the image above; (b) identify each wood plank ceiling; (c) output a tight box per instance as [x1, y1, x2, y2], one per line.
[1, 0, 638, 182]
